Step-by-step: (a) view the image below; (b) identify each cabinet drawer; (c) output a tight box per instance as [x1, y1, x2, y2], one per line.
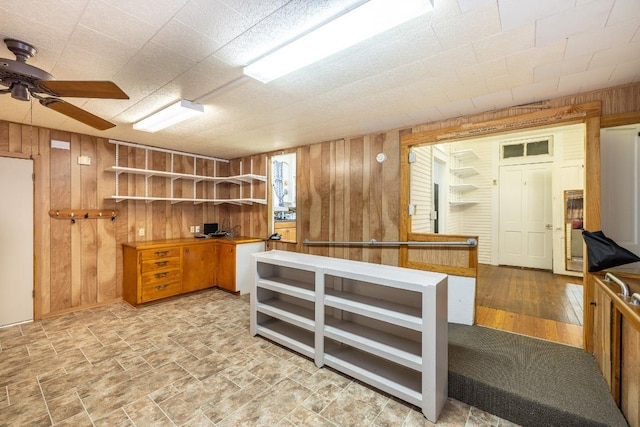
[141, 268, 182, 286]
[141, 280, 181, 302]
[141, 257, 181, 273]
[140, 247, 181, 261]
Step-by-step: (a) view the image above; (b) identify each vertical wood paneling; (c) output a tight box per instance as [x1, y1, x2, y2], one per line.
[96, 139, 117, 302]
[70, 134, 82, 308]
[0, 81, 638, 320]
[36, 128, 51, 317]
[49, 131, 72, 312]
[80, 135, 97, 305]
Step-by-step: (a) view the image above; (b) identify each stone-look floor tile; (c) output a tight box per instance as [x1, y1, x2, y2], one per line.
[404, 398, 469, 427]
[373, 397, 412, 426]
[302, 382, 345, 413]
[124, 396, 175, 426]
[46, 390, 84, 424]
[0, 386, 8, 409]
[249, 357, 299, 385]
[200, 378, 270, 424]
[93, 408, 135, 427]
[0, 397, 51, 426]
[320, 393, 382, 426]
[467, 406, 499, 426]
[216, 379, 313, 427]
[51, 409, 94, 426]
[286, 405, 337, 427]
[182, 413, 216, 426]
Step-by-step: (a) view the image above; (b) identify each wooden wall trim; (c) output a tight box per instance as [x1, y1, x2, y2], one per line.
[601, 112, 640, 128]
[402, 102, 601, 146]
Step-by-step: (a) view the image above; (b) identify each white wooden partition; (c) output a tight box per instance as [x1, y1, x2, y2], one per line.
[251, 250, 448, 422]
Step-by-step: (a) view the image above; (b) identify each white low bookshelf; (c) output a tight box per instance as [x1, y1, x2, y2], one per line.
[250, 250, 448, 422]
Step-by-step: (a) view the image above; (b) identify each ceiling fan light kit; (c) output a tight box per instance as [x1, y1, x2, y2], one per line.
[0, 38, 129, 130]
[243, 0, 434, 83]
[133, 99, 205, 133]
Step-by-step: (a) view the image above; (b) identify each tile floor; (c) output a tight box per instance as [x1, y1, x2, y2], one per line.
[0, 289, 518, 426]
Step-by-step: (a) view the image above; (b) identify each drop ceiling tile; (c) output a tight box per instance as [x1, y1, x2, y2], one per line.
[213, 0, 362, 66]
[424, 44, 479, 77]
[608, 0, 640, 25]
[609, 59, 640, 84]
[506, 39, 566, 74]
[99, 0, 188, 27]
[62, 25, 138, 71]
[152, 19, 222, 62]
[497, 0, 574, 32]
[0, 11, 69, 56]
[79, 0, 158, 47]
[589, 41, 640, 69]
[535, 0, 614, 47]
[471, 89, 514, 111]
[533, 54, 591, 82]
[0, 0, 85, 34]
[432, 1, 501, 50]
[220, 0, 289, 26]
[486, 70, 534, 92]
[457, 57, 508, 85]
[174, 0, 247, 45]
[510, 79, 559, 103]
[458, 0, 493, 13]
[557, 65, 615, 94]
[436, 98, 478, 119]
[472, 23, 535, 62]
[565, 18, 638, 58]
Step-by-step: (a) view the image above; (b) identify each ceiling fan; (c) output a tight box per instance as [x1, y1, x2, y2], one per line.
[0, 38, 128, 130]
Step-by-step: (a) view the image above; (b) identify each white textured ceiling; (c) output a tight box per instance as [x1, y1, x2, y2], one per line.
[0, 0, 638, 159]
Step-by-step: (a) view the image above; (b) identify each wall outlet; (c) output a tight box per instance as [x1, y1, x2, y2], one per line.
[138, 228, 145, 236]
[190, 226, 195, 233]
[195, 225, 200, 233]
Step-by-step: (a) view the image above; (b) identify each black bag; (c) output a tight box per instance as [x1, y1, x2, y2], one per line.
[582, 230, 640, 272]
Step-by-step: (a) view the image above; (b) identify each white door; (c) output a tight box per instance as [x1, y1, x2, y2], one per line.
[601, 125, 640, 259]
[499, 162, 553, 269]
[0, 157, 34, 327]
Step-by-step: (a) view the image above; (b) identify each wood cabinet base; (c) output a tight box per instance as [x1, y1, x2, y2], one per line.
[123, 237, 264, 306]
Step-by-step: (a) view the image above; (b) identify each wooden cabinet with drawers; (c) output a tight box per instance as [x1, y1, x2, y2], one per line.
[123, 237, 264, 305]
[274, 220, 297, 242]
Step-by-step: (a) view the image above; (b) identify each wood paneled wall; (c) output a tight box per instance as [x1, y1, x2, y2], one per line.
[0, 82, 638, 319]
[265, 132, 401, 267]
[0, 126, 231, 318]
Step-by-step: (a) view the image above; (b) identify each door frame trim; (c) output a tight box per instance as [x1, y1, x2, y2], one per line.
[400, 101, 601, 350]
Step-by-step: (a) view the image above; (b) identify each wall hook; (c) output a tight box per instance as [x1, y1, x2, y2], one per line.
[84, 213, 89, 219]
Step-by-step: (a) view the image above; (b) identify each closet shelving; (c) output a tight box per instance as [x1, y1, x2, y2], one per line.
[449, 148, 479, 207]
[105, 140, 267, 204]
[251, 250, 448, 422]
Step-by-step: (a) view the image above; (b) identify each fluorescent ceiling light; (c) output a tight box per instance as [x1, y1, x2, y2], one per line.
[244, 0, 434, 83]
[133, 99, 204, 132]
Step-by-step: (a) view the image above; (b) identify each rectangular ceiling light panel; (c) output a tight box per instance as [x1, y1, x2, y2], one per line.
[133, 99, 204, 133]
[244, 0, 434, 83]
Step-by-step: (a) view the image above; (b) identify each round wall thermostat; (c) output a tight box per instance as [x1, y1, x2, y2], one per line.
[376, 152, 387, 163]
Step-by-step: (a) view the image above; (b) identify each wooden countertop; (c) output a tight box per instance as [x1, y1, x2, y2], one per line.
[122, 236, 264, 249]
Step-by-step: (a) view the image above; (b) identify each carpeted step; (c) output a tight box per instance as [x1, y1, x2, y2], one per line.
[448, 324, 628, 427]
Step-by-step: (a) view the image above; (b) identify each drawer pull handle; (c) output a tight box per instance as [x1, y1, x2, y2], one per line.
[155, 250, 169, 256]
[155, 272, 168, 278]
[155, 284, 169, 290]
[155, 261, 168, 267]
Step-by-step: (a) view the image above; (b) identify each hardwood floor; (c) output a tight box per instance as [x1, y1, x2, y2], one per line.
[475, 264, 584, 348]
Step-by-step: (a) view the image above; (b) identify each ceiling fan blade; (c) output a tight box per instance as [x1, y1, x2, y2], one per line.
[38, 80, 129, 99]
[40, 98, 116, 130]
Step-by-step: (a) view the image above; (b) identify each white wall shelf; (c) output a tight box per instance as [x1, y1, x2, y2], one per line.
[449, 184, 478, 193]
[450, 166, 478, 178]
[251, 250, 448, 423]
[449, 201, 479, 207]
[105, 140, 267, 205]
[451, 149, 478, 161]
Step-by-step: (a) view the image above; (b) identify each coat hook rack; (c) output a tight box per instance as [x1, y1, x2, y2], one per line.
[49, 209, 120, 221]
